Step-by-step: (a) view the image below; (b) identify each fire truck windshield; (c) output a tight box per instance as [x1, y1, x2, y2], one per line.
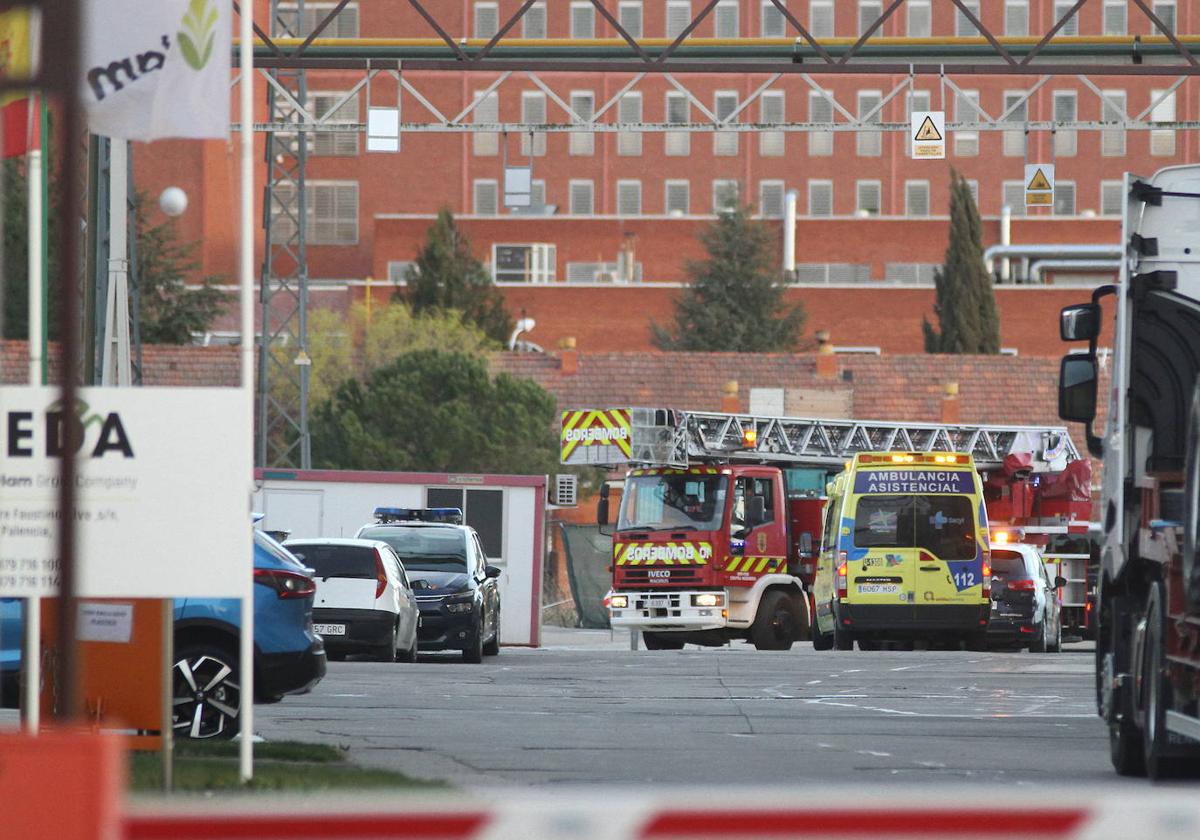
[617, 473, 727, 532]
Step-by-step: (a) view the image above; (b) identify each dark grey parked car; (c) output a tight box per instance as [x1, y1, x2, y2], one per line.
[988, 544, 1066, 652]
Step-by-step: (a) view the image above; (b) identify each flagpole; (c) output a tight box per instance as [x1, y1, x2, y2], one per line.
[238, 0, 256, 786]
[22, 91, 42, 735]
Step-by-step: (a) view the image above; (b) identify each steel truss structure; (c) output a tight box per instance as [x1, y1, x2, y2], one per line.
[238, 0, 1197, 467]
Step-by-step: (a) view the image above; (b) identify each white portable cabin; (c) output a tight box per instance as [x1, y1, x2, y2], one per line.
[254, 468, 546, 647]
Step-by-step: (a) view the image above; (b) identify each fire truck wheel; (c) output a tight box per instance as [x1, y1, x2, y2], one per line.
[751, 591, 797, 651]
[811, 609, 834, 650]
[642, 632, 685, 650]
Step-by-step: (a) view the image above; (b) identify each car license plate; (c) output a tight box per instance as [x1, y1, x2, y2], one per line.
[646, 598, 670, 609]
[857, 583, 899, 595]
[314, 623, 346, 636]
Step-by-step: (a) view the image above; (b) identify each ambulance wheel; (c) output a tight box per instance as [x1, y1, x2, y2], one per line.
[751, 591, 797, 651]
[857, 639, 882, 651]
[811, 609, 833, 651]
[643, 632, 685, 650]
[833, 617, 855, 651]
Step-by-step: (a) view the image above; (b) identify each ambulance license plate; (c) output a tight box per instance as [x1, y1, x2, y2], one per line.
[314, 623, 346, 636]
[857, 583, 899, 595]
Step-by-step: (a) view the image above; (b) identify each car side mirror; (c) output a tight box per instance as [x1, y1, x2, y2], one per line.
[485, 565, 502, 579]
[1060, 303, 1100, 342]
[1055, 576, 1067, 588]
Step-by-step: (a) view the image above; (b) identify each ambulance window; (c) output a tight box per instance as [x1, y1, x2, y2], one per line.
[914, 496, 976, 561]
[854, 496, 912, 548]
[821, 499, 838, 551]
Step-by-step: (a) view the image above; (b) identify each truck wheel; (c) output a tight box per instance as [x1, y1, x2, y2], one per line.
[1140, 581, 1196, 779]
[1102, 594, 1146, 776]
[643, 632, 685, 650]
[811, 607, 833, 651]
[751, 591, 797, 651]
[833, 615, 855, 651]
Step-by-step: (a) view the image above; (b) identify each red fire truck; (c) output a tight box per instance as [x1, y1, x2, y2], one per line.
[560, 408, 1086, 650]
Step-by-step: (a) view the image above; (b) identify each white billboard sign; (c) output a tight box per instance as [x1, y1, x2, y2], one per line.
[0, 387, 251, 598]
[910, 111, 945, 159]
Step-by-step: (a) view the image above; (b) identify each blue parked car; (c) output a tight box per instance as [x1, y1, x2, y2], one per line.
[1, 529, 326, 739]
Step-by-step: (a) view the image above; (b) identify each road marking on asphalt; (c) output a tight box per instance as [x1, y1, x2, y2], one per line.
[806, 680, 822, 685]
[857, 750, 891, 757]
[330, 693, 369, 698]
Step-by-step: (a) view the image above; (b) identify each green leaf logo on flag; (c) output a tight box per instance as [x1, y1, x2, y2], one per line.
[177, 0, 218, 70]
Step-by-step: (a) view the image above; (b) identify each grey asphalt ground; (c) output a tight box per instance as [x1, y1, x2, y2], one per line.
[253, 626, 1137, 788]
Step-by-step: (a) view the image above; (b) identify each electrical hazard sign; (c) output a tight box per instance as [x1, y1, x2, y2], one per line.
[1025, 164, 1055, 207]
[910, 111, 945, 159]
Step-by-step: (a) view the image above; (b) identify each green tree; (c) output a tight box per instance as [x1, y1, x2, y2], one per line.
[311, 348, 558, 474]
[651, 204, 805, 351]
[0, 158, 59, 342]
[399, 208, 512, 343]
[923, 171, 1001, 354]
[133, 196, 230, 344]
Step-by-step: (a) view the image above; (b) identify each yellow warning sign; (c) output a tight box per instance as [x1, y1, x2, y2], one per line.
[1027, 168, 1052, 192]
[1026, 193, 1053, 206]
[914, 115, 942, 142]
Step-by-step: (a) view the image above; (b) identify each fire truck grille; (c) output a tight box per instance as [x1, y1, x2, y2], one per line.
[619, 568, 701, 586]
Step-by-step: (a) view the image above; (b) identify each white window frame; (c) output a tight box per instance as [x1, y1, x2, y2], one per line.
[569, 91, 594, 156]
[473, 179, 499, 216]
[714, 90, 739, 156]
[1002, 181, 1026, 217]
[954, 89, 980, 157]
[1103, 0, 1127, 36]
[906, 0, 930, 37]
[857, 90, 882, 157]
[308, 90, 359, 156]
[955, 0, 980, 36]
[666, 0, 691, 38]
[1100, 180, 1124, 216]
[520, 91, 547, 156]
[618, 1, 643, 38]
[1101, 89, 1126, 157]
[616, 179, 642, 216]
[568, 179, 594, 215]
[1153, 2, 1176, 34]
[1002, 90, 1027, 157]
[617, 92, 643, 156]
[1053, 1, 1079, 36]
[1053, 90, 1077, 157]
[906, 89, 931, 118]
[472, 90, 499, 156]
[1054, 180, 1077, 216]
[760, 91, 785, 156]
[1004, 0, 1028, 36]
[522, 1, 547, 38]
[570, 1, 594, 38]
[1150, 88, 1176, 157]
[474, 2, 499, 39]
[759, 180, 786, 218]
[856, 180, 881, 216]
[304, 181, 359, 246]
[808, 179, 833, 217]
[715, 0, 739, 37]
[665, 91, 690, 156]
[809, 90, 834, 156]
[761, 0, 786, 37]
[810, 0, 833, 38]
[905, 180, 930, 217]
[665, 180, 690, 215]
[858, 0, 882, 36]
[273, 2, 359, 38]
[713, 179, 739, 214]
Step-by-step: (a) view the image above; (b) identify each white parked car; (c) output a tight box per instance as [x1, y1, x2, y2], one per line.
[284, 538, 420, 662]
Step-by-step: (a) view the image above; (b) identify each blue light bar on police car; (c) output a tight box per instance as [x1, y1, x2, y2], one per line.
[373, 507, 464, 524]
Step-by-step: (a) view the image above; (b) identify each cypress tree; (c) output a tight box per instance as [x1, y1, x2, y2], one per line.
[923, 171, 1001, 354]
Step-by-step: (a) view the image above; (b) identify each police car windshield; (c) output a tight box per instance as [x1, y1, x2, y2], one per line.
[617, 474, 727, 532]
[358, 526, 468, 572]
[853, 495, 977, 561]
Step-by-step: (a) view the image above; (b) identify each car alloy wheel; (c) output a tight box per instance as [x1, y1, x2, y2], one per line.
[173, 645, 240, 740]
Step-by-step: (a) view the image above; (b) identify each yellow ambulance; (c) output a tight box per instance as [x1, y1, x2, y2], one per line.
[812, 452, 991, 651]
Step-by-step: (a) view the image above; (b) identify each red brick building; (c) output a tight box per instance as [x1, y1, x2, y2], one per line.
[133, 0, 1193, 354]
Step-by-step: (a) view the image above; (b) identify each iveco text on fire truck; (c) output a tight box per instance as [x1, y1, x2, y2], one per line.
[561, 408, 1085, 651]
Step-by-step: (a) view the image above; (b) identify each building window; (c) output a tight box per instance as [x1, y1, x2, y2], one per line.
[270, 182, 358, 245]
[472, 90, 499, 156]
[759, 181, 785, 218]
[665, 92, 690, 156]
[858, 1, 881, 36]
[809, 180, 833, 216]
[905, 181, 929, 217]
[473, 180, 498, 215]
[666, 0, 691, 38]
[907, 89, 931, 118]
[1053, 1, 1079, 36]
[665, 180, 690, 215]
[569, 180, 594, 215]
[521, 92, 546, 156]
[522, 2, 547, 37]
[1002, 91, 1027, 157]
[569, 91, 594, 155]
[310, 91, 358, 156]
[954, 89, 980, 157]
[857, 90, 881, 156]
[1150, 89, 1176, 156]
[760, 91, 784, 156]
[618, 1, 643, 37]
[1153, 2, 1176, 34]
[1053, 91, 1077, 156]
[809, 91, 833, 156]
[474, 2, 499, 38]
[1005, 1, 1028, 36]
[715, 1, 739, 37]
[1054, 181, 1076, 216]
[955, 0, 980, 36]
[570, 2, 594, 38]
[810, 0, 833, 38]
[617, 92, 642, 156]
[714, 91, 739, 156]
[966, 179, 979, 209]
[387, 261, 416, 284]
[273, 2, 359, 37]
[714, 180, 739, 214]
[492, 244, 555, 283]
[617, 180, 642, 216]
[1100, 181, 1124, 216]
[856, 181, 881, 216]
[762, 0, 786, 37]
[907, 0, 930, 36]
[1101, 89, 1126, 156]
[1103, 0, 1126, 35]
[1002, 181, 1025, 216]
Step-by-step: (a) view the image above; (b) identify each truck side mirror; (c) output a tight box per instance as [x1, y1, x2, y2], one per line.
[1060, 303, 1100, 342]
[597, 483, 610, 527]
[746, 495, 766, 527]
[1059, 354, 1103, 457]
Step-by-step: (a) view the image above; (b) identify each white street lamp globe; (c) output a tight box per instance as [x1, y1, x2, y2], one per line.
[159, 186, 188, 217]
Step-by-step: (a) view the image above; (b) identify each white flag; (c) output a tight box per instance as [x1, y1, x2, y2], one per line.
[83, 0, 231, 141]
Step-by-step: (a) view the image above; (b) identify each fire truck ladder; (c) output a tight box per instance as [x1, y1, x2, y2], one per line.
[624, 408, 1079, 473]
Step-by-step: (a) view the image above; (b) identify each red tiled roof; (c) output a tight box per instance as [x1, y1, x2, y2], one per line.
[1, 341, 240, 387]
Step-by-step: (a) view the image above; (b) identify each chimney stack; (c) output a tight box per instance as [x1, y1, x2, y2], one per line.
[559, 336, 578, 376]
[941, 381, 960, 424]
[815, 330, 837, 379]
[721, 380, 740, 413]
